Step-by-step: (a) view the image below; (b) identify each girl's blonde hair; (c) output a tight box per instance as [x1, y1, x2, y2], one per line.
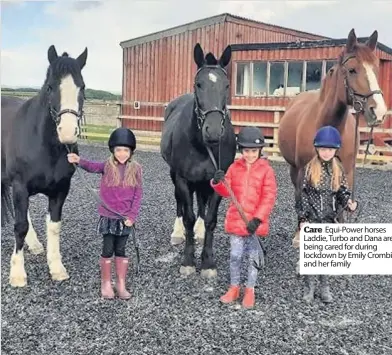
[104, 154, 141, 187]
[305, 155, 343, 191]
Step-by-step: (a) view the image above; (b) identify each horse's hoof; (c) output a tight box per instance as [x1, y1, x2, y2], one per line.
[200, 268, 217, 279]
[28, 243, 45, 255]
[49, 263, 70, 281]
[9, 275, 27, 288]
[303, 293, 314, 303]
[180, 266, 196, 276]
[171, 236, 184, 245]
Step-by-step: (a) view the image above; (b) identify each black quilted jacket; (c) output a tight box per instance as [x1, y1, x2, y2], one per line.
[295, 160, 351, 223]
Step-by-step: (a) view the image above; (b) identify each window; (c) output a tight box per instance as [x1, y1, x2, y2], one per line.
[234, 59, 339, 97]
[326, 60, 336, 75]
[236, 62, 250, 96]
[287, 61, 303, 96]
[252, 62, 267, 96]
[305, 61, 323, 91]
[269, 62, 285, 96]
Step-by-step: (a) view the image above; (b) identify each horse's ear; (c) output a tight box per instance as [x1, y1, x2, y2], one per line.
[365, 30, 378, 51]
[346, 28, 357, 52]
[48, 45, 58, 64]
[219, 45, 232, 68]
[194, 43, 205, 68]
[76, 47, 88, 69]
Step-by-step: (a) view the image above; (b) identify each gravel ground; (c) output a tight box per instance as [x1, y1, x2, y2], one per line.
[2, 144, 391, 355]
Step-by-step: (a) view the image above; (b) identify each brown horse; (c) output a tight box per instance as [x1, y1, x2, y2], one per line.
[278, 28, 387, 230]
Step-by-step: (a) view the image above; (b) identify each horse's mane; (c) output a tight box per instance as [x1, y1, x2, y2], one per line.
[205, 52, 218, 65]
[338, 42, 378, 66]
[319, 42, 378, 102]
[39, 52, 82, 100]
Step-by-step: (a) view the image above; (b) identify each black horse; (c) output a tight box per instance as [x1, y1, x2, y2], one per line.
[160, 43, 236, 278]
[1, 45, 87, 287]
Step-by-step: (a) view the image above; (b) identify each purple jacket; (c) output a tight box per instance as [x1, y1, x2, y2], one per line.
[78, 158, 143, 223]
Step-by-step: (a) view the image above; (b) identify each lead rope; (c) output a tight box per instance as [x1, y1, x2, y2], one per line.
[206, 145, 266, 270]
[65, 144, 140, 304]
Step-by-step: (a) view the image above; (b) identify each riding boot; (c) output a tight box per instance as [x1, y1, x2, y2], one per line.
[220, 285, 240, 304]
[100, 257, 115, 299]
[319, 275, 333, 303]
[114, 256, 132, 300]
[303, 275, 316, 303]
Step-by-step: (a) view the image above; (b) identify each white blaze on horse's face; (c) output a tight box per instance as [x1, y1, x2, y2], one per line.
[57, 74, 80, 144]
[209, 72, 217, 83]
[363, 62, 387, 122]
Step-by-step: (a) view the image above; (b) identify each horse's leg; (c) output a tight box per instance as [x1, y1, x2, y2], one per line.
[200, 191, 221, 279]
[24, 209, 44, 255]
[194, 189, 207, 244]
[46, 185, 70, 281]
[9, 180, 29, 287]
[291, 165, 302, 275]
[170, 169, 185, 245]
[176, 176, 197, 276]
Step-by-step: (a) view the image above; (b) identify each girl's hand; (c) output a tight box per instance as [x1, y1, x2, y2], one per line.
[347, 199, 358, 212]
[124, 219, 133, 227]
[67, 153, 80, 164]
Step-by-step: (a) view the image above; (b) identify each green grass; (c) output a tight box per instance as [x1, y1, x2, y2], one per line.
[80, 124, 115, 142]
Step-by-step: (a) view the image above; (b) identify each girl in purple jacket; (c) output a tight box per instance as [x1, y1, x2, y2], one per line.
[67, 128, 143, 300]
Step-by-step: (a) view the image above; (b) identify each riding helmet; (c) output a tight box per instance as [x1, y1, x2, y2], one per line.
[313, 126, 341, 149]
[237, 127, 265, 148]
[108, 128, 136, 152]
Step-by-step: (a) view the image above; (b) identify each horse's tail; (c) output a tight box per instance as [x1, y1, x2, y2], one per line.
[1, 181, 14, 227]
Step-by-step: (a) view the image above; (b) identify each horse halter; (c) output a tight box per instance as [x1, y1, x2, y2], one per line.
[193, 65, 229, 130]
[341, 54, 383, 115]
[46, 85, 84, 132]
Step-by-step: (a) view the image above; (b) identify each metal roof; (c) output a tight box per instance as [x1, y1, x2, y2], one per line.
[230, 37, 392, 56]
[119, 13, 329, 49]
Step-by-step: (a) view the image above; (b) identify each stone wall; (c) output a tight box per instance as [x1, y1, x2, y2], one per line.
[83, 100, 120, 127]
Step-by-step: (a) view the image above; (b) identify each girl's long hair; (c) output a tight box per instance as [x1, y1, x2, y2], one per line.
[103, 154, 141, 187]
[305, 155, 343, 191]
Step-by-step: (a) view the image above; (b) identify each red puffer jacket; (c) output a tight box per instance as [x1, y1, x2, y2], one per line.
[211, 157, 277, 237]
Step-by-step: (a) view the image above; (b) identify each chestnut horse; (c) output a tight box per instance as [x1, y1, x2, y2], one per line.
[278, 28, 387, 231]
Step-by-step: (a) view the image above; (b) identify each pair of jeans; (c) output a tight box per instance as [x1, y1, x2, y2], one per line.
[229, 235, 259, 287]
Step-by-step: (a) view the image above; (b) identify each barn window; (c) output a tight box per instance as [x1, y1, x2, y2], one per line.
[305, 61, 323, 91]
[269, 62, 285, 96]
[325, 60, 336, 76]
[236, 62, 250, 96]
[252, 62, 268, 96]
[286, 61, 303, 96]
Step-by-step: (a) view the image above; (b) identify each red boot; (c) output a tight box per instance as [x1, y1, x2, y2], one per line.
[114, 257, 131, 300]
[220, 285, 240, 304]
[242, 287, 255, 309]
[100, 257, 115, 299]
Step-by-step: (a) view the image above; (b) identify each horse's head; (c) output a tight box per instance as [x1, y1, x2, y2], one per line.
[193, 43, 232, 146]
[335, 29, 387, 127]
[44, 45, 88, 144]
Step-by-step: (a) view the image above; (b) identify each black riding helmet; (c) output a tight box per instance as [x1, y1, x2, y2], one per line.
[237, 126, 265, 148]
[108, 128, 136, 153]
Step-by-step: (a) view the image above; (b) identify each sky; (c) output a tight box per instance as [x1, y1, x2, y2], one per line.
[1, 0, 391, 93]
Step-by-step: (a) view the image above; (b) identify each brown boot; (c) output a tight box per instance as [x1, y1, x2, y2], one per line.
[114, 256, 131, 300]
[220, 285, 240, 304]
[100, 257, 115, 299]
[242, 287, 255, 309]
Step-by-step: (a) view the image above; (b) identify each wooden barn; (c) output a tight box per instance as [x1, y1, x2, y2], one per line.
[118, 13, 392, 162]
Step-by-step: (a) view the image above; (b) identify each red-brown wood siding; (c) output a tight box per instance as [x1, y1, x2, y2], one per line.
[121, 19, 391, 137]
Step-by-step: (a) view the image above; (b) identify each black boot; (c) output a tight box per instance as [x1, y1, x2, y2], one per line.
[303, 275, 316, 303]
[319, 275, 333, 303]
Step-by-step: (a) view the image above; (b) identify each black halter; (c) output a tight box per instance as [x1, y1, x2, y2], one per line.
[341, 54, 383, 115]
[193, 65, 229, 130]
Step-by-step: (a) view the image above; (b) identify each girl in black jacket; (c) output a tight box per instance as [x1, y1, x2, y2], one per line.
[295, 126, 357, 303]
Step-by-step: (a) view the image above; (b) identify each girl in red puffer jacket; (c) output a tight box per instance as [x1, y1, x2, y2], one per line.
[211, 127, 277, 309]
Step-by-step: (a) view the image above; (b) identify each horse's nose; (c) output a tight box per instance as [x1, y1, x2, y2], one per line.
[369, 107, 378, 122]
